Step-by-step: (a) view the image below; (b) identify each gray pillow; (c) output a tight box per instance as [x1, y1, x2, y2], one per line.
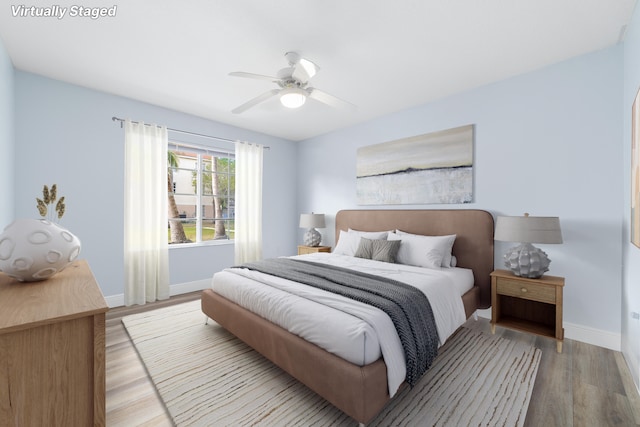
[354, 237, 375, 259]
[355, 238, 401, 263]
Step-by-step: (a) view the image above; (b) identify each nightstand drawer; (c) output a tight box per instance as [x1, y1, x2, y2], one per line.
[496, 278, 556, 304]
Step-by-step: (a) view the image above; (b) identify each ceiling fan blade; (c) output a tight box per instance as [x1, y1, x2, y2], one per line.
[229, 71, 280, 83]
[291, 57, 319, 83]
[232, 89, 280, 114]
[307, 88, 356, 111]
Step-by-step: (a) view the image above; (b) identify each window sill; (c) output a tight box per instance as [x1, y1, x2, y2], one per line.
[168, 240, 234, 250]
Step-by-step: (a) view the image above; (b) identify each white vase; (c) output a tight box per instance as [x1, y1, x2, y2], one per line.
[0, 218, 82, 282]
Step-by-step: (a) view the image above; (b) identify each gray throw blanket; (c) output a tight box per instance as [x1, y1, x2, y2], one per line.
[237, 258, 440, 387]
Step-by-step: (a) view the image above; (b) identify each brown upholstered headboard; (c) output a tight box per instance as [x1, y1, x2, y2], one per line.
[335, 209, 494, 308]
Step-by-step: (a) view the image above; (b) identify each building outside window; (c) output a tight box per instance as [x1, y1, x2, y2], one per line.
[167, 143, 235, 245]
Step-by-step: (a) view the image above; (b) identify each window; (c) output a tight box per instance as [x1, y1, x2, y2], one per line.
[167, 142, 235, 245]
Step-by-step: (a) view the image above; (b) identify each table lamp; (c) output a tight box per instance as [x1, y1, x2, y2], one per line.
[299, 213, 325, 247]
[494, 213, 563, 278]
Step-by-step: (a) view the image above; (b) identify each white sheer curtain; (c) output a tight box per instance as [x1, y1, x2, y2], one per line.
[124, 120, 170, 305]
[234, 141, 264, 264]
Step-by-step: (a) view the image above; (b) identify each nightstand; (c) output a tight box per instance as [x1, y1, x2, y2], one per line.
[490, 269, 565, 353]
[297, 245, 331, 255]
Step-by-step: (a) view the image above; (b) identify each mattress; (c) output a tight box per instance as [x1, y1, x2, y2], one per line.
[211, 252, 471, 396]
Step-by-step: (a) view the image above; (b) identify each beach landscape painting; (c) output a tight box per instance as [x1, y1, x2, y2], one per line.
[356, 125, 474, 205]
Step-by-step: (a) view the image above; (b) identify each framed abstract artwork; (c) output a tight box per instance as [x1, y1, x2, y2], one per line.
[356, 124, 474, 205]
[632, 88, 640, 248]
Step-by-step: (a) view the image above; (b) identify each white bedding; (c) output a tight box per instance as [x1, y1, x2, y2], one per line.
[211, 252, 472, 396]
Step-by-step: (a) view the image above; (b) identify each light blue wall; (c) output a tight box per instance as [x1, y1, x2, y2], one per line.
[14, 72, 298, 299]
[0, 37, 14, 228]
[3, 25, 633, 353]
[298, 46, 624, 338]
[623, 2, 640, 389]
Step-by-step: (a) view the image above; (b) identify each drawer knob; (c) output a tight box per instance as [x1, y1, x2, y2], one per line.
[521, 287, 528, 293]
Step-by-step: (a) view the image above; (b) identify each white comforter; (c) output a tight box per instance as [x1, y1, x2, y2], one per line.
[211, 253, 471, 397]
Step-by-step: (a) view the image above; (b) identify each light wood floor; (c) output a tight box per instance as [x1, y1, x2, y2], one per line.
[106, 293, 640, 426]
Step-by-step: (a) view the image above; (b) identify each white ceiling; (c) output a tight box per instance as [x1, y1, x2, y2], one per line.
[0, 0, 637, 141]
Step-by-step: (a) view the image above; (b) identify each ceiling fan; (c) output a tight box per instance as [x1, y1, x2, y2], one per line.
[229, 51, 355, 114]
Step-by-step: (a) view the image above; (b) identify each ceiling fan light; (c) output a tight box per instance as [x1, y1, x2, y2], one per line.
[280, 88, 307, 109]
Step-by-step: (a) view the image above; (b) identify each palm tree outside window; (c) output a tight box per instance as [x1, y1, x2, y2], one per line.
[167, 142, 235, 245]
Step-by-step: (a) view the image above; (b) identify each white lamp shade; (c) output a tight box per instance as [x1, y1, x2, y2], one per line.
[280, 88, 307, 108]
[299, 213, 325, 229]
[494, 215, 563, 244]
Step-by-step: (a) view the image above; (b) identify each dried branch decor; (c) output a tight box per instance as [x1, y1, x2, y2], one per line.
[36, 184, 66, 222]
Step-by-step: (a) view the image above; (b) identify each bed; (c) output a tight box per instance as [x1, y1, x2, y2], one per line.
[201, 209, 494, 424]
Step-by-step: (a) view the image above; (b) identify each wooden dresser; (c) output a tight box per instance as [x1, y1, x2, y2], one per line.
[0, 260, 108, 426]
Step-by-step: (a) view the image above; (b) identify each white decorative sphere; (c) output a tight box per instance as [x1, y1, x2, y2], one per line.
[0, 218, 81, 282]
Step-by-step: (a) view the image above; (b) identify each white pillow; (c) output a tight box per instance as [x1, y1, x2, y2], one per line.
[334, 229, 389, 256]
[347, 229, 390, 240]
[395, 230, 456, 267]
[388, 232, 456, 269]
[333, 230, 360, 256]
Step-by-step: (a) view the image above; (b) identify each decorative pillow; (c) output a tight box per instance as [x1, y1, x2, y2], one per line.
[371, 239, 401, 263]
[334, 229, 390, 257]
[394, 230, 456, 268]
[354, 237, 375, 259]
[354, 238, 401, 263]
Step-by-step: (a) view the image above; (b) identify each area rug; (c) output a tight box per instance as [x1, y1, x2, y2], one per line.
[123, 300, 541, 426]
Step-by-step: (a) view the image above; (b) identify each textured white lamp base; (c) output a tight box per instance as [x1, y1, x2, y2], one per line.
[304, 228, 321, 247]
[504, 242, 550, 279]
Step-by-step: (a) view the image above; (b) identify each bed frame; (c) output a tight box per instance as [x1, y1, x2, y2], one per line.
[201, 209, 494, 424]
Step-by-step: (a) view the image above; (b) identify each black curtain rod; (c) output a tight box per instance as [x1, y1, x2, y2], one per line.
[111, 116, 270, 149]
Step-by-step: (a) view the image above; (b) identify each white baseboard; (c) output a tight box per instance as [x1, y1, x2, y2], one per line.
[476, 308, 620, 351]
[564, 322, 620, 351]
[104, 294, 124, 308]
[169, 278, 211, 297]
[104, 279, 211, 308]
[476, 308, 491, 320]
